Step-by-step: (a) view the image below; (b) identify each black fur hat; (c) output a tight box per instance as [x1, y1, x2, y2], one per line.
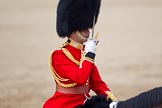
[56, 0, 101, 37]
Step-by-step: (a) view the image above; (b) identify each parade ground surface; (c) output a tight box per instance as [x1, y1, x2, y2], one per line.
[0, 0, 162, 108]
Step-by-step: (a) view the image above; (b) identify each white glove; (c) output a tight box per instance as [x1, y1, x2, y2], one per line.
[85, 38, 97, 53]
[109, 101, 119, 108]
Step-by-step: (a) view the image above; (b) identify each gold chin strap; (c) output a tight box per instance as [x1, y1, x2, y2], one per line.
[76, 31, 88, 41]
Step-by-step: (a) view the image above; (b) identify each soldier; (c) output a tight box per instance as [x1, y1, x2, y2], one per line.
[43, 0, 118, 108]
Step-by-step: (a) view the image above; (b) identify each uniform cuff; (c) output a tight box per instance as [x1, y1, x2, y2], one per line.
[85, 52, 95, 59]
[84, 52, 96, 63]
[105, 91, 118, 101]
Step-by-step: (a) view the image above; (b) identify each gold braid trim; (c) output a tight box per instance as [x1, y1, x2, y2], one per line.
[85, 57, 95, 63]
[61, 48, 81, 66]
[49, 42, 88, 88]
[49, 51, 77, 88]
[105, 91, 118, 101]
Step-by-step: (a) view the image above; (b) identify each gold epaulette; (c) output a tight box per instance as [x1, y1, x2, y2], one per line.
[59, 42, 69, 48]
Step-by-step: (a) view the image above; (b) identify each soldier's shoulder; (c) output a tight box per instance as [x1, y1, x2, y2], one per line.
[50, 48, 63, 56]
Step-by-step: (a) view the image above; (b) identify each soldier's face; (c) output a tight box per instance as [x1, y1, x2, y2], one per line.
[80, 29, 90, 38]
[78, 29, 90, 43]
[70, 29, 90, 44]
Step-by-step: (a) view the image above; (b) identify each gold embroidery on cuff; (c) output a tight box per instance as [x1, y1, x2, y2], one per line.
[84, 57, 94, 63]
[105, 91, 118, 101]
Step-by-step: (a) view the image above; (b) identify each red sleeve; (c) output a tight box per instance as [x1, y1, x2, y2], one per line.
[89, 65, 111, 96]
[52, 50, 94, 86]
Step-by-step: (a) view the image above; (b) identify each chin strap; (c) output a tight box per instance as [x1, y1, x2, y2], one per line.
[76, 31, 88, 41]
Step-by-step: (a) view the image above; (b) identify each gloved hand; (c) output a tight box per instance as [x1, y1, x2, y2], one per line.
[109, 101, 119, 108]
[85, 38, 97, 53]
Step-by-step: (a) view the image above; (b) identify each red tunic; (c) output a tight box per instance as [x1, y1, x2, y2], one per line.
[43, 44, 111, 108]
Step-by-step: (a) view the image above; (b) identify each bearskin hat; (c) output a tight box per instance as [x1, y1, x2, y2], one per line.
[56, 0, 101, 37]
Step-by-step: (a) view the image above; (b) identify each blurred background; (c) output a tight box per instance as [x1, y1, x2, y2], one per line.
[0, 0, 162, 107]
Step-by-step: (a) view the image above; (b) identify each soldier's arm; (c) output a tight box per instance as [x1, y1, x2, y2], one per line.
[89, 65, 118, 101]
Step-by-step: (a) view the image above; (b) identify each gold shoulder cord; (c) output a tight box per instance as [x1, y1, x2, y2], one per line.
[61, 42, 85, 66]
[49, 50, 77, 88]
[49, 42, 85, 88]
[61, 48, 80, 66]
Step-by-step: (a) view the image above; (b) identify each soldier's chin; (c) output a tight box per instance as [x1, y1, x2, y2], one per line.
[76, 31, 88, 41]
[79, 35, 88, 41]
[83, 35, 89, 41]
